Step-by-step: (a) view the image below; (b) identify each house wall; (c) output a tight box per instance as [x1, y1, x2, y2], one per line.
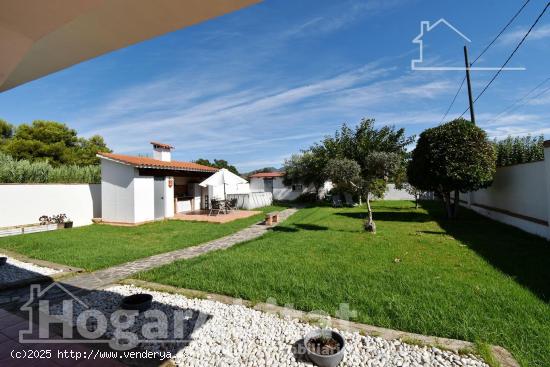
[272, 177, 307, 201]
[0, 184, 101, 228]
[250, 178, 264, 192]
[133, 173, 154, 223]
[250, 177, 330, 201]
[164, 176, 174, 217]
[101, 159, 135, 223]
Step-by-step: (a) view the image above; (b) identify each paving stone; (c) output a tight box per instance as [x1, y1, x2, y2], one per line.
[62, 208, 297, 291]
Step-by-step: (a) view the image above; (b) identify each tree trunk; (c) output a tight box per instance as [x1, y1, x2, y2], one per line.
[415, 195, 419, 209]
[364, 193, 376, 233]
[442, 191, 453, 219]
[452, 189, 460, 218]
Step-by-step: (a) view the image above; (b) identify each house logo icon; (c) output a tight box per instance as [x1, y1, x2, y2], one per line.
[411, 18, 525, 71]
[19, 282, 89, 343]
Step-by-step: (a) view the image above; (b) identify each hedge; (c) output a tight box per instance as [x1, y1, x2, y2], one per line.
[0, 152, 100, 183]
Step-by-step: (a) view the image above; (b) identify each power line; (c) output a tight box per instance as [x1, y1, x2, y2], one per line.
[460, 1, 550, 118]
[438, 0, 531, 123]
[439, 77, 466, 123]
[485, 77, 550, 124]
[472, 0, 531, 64]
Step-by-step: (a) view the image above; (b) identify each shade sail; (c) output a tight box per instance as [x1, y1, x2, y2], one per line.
[199, 168, 247, 188]
[0, 0, 260, 92]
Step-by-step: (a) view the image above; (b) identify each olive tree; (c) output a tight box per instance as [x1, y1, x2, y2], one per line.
[403, 183, 427, 209]
[408, 118, 496, 218]
[324, 152, 404, 233]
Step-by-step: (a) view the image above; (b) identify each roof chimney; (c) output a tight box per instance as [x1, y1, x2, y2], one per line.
[151, 141, 173, 162]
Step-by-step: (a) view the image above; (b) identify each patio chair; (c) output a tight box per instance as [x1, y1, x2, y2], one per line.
[209, 199, 224, 216]
[331, 195, 343, 208]
[225, 198, 238, 212]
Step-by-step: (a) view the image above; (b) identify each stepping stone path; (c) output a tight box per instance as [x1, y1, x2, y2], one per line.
[63, 208, 298, 290]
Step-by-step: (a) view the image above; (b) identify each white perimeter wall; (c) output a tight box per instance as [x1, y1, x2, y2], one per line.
[0, 184, 101, 227]
[382, 184, 415, 200]
[461, 158, 550, 239]
[226, 192, 273, 209]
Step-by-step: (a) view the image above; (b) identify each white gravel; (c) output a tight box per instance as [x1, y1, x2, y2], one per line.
[0, 253, 61, 284]
[50, 285, 489, 367]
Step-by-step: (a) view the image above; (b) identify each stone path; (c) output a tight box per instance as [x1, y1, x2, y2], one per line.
[62, 208, 297, 290]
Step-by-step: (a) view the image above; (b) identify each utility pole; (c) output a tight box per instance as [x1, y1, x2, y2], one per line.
[463, 45, 476, 124]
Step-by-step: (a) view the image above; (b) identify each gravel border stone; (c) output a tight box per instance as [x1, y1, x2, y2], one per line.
[0, 253, 62, 285]
[50, 285, 490, 367]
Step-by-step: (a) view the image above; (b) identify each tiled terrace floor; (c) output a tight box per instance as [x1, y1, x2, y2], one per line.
[173, 209, 261, 223]
[0, 308, 126, 367]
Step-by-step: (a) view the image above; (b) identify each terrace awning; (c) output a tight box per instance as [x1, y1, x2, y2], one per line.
[0, 0, 260, 92]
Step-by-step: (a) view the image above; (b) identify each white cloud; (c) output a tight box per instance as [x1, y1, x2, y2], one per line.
[79, 62, 457, 170]
[498, 24, 550, 45]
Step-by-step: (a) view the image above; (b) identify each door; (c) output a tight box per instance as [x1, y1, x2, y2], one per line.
[264, 178, 273, 193]
[154, 177, 165, 219]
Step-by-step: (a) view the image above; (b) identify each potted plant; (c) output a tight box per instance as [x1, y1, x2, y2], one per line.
[39, 215, 51, 225]
[51, 214, 67, 229]
[64, 217, 73, 228]
[120, 293, 153, 312]
[304, 328, 346, 367]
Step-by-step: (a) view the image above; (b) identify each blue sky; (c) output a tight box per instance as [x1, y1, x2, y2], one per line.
[0, 0, 549, 171]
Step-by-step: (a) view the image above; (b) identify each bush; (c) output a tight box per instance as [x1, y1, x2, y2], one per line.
[295, 192, 319, 203]
[408, 118, 496, 218]
[0, 152, 100, 183]
[493, 135, 544, 166]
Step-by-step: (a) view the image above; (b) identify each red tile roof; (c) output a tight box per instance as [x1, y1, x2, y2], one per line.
[97, 152, 217, 172]
[150, 141, 174, 149]
[249, 171, 285, 178]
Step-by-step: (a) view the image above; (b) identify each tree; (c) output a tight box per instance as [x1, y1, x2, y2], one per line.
[493, 135, 544, 166]
[74, 135, 111, 165]
[361, 152, 404, 232]
[316, 119, 412, 232]
[0, 119, 13, 139]
[403, 183, 427, 209]
[0, 120, 110, 166]
[283, 151, 327, 194]
[324, 158, 362, 195]
[194, 158, 239, 175]
[408, 118, 496, 219]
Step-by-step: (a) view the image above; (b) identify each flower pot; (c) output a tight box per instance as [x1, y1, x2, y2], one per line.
[57, 223, 64, 229]
[120, 293, 153, 312]
[64, 221, 73, 229]
[0, 257, 7, 266]
[304, 329, 345, 367]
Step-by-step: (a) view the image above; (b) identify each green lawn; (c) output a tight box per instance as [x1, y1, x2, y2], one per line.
[0, 205, 287, 271]
[136, 201, 550, 367]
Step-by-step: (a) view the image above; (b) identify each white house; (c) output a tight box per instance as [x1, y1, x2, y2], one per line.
[98, 142, 224, 225]
[249, 172, 332, 201]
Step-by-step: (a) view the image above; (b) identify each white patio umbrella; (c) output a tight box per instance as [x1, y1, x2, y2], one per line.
[199, 168, 247, 201]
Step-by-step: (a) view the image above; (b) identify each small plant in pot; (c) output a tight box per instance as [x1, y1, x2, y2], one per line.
[64, 218, 73, 228]
[304, 328, 346, 367]
[51, 214, 68, 229]
[39, 215, 52, 225]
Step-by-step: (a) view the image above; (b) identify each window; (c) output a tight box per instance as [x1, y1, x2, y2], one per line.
[292, 184, 303, 191]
